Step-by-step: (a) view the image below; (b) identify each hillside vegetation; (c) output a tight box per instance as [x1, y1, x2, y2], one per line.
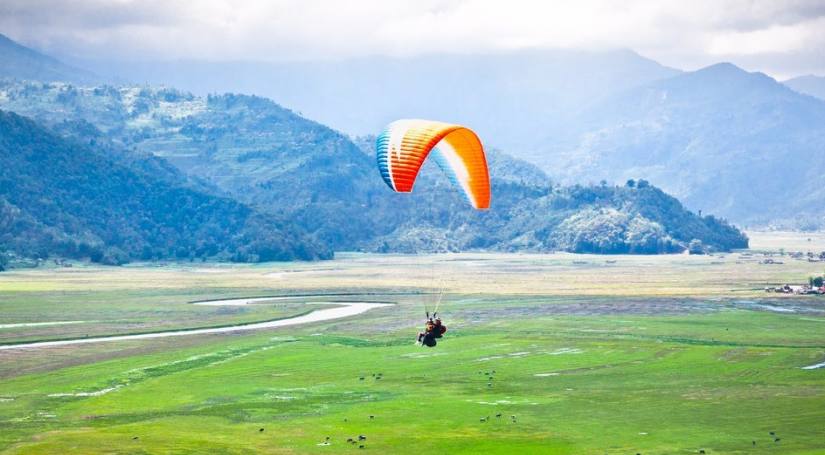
[1, 35, 819, 229]
[0, 110, 331, 264]
[0, 81, 747, 258]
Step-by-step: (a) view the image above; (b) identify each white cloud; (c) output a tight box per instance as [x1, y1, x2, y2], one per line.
[1, 0, 823, 76]
[708, 18, 821, 55]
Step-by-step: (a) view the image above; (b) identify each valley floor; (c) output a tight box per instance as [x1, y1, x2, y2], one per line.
[0, 232, 824, 454]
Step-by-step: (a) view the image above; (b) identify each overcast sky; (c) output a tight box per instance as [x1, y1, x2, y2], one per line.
[1, 0, 823, 79]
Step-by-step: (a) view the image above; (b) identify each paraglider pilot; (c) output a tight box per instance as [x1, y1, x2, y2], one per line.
[417, 318, 447, 347]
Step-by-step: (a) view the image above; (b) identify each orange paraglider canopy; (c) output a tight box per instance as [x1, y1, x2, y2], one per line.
[376, 119, 490, 209]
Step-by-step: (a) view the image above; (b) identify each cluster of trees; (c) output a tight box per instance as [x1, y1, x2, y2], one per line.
[350, 167, 747, 255]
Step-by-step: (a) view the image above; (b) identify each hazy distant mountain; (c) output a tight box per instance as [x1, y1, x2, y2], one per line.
[784, 75, 825, 101]
[72, 49, 680, 152]
[0, 110, 331, 264]
[6, 32, 815, 230]
[0, 33, 97, 84]
[532, 63, 825, 226]
[0, 81, 746, 254]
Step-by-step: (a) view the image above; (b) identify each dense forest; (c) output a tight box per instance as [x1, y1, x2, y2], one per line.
[0, 110, 331, 264]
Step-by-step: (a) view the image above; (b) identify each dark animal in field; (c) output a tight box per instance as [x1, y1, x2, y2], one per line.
[699, 450, 705, 454]
[775, 438, 781, 442]
[259, 428, 264, 432]
[132, 437, 139, 440]
[358, 435, 367, 440]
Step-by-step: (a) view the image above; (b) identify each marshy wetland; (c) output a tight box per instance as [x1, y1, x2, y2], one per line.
[1, 232, 824, 454]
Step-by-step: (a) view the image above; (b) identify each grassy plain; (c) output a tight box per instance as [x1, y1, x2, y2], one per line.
[0, 232, 824, 454]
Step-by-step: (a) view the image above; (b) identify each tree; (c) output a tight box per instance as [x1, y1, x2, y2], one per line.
[626, 179, 636, 188]
[688, 239, 705, 255]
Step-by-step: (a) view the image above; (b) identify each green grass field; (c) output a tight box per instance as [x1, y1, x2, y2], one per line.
[1, 232, 824, 454]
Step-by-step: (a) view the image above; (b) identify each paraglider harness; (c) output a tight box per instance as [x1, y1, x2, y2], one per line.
[417, 275, 447, 347]
[417, 312, 447, 348]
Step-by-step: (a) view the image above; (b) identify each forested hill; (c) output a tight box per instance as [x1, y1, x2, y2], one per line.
[0, 110, 331, 264]
[0, 81, 747, 257]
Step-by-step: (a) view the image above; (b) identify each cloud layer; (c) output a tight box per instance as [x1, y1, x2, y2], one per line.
[1, 0, 823, 78]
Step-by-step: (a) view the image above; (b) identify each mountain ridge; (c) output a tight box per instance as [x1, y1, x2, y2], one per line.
[0, 34, 748, 258]
[784, 74, 825, 101]
[0, 33, 98, 84]
[531, 62, 825, 227]
[0, 80, 747, 256]
[67, 47, 681, 152]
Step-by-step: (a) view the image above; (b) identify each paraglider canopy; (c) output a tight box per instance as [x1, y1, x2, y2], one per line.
[376, 119, 491, 209]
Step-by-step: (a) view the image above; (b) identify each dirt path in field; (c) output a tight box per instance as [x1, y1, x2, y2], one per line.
[0, 321, 91, 329]
[0, 300, 391, 351]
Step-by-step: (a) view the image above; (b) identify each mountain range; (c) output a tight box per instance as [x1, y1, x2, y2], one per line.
[67, 48, 681, 155]
[0, 80, 747, 258]
[44, 38, 825, 229]
[0, 33, 751, 263]
[534, 63, 825, 226]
